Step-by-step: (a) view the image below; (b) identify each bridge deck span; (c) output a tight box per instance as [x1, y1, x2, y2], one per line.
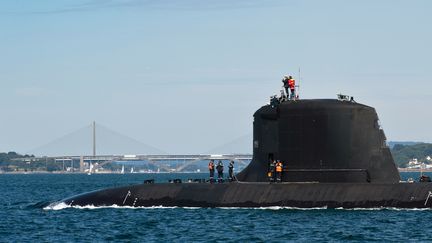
[48, 154, 252, 172]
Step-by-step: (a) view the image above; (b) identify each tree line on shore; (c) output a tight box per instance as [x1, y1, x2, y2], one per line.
[0, 152, 63, 172]
[392, 143, 432, 168]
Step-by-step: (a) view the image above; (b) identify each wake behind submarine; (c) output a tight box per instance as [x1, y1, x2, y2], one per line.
[60, 83, 432, 208]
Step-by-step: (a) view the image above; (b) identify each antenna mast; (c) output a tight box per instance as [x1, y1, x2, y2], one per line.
[298, 67, 301, 98]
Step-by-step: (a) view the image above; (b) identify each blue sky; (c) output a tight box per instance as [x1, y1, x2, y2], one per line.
[0, 0, 431, 155]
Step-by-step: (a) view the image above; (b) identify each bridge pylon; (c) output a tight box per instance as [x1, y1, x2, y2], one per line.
[80, 156, 84, 172]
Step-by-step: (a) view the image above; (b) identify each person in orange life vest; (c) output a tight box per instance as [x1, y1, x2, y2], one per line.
[208, 160, 215, 183]
[275, 160, 283, 182]
[288, 76, 296, 100]
[268, 159, 276, 183]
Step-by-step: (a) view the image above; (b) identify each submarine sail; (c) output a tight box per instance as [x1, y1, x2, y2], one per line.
[237, 99, 400, 183]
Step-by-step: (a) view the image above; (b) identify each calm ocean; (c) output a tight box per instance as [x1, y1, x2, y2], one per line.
[1, 172, 432, 242]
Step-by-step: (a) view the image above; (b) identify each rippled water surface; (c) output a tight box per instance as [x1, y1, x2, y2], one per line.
[2, 172, 432, 242]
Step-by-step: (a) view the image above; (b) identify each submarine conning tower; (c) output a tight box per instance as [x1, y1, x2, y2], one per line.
[236, 98, 401, 183]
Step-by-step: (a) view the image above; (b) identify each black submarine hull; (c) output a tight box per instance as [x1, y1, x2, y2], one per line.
[63, 182, 432, 208]
[59, 98, 431, 209]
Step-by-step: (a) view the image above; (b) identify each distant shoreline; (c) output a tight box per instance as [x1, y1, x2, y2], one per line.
[397, 168, 432, 172]
[0, 171, 203, 174]
[1, 169, 432, 174]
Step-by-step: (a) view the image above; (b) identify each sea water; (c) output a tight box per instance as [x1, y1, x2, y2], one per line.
[1, 172, 432, 242]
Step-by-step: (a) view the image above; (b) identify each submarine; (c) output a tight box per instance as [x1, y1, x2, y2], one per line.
[60, 93, 432, 208]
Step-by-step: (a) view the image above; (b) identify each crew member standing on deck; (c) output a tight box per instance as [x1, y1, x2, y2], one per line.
[288, 76, 296, 100]
[275, 160, 283, 183]
[208, 160, 215, 183]
[216, 160, 224, 183]
[282, 75, 290, 97]
[228, 160, 235, 182]
[268, 159, 276, 183]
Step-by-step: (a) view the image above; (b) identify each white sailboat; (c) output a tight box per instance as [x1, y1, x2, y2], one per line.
[130, 167, 134, 173]
[87, 162, 93, 175]
[121, 165, 125, 174]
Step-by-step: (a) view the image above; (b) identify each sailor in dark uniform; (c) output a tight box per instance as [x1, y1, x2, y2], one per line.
[268, 159, 276, 183]
[216, 160, 224, 183]
[228, 160, 235, 182]
[282, 75, 290, 97]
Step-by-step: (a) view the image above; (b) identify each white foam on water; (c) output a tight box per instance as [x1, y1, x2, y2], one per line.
[43, 203, 432, 211]
[218, 206, 328, 210]
[44, 202, 70, 211]
[335, 207, 432, 211]
[258, 206, 329, 210]
[43, 203, 180, 211]
[182, 207, 201, 210]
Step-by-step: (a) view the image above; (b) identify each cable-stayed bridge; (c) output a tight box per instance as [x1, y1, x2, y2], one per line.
[29, 122, 252, 173]
[29, 122, 167, 156]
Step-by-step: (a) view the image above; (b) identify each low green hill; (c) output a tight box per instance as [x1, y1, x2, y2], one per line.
[0, 152, 59, 172]
[391, 143, 432, 168]
[387, 141, 420, 149]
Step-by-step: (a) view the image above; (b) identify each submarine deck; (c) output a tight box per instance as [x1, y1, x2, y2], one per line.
[63, 181, 432, 208]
